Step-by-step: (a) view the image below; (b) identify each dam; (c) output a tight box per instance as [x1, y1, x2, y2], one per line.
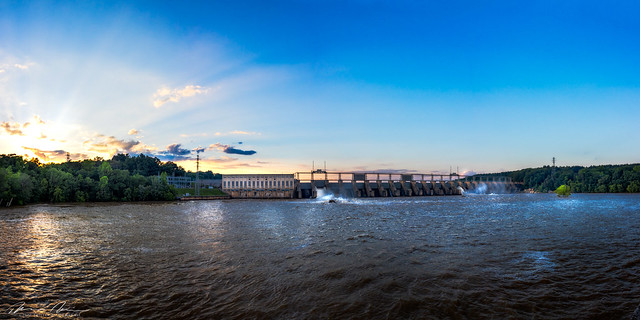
[294, 171, 520, 199]
[221, 171, 521, 199]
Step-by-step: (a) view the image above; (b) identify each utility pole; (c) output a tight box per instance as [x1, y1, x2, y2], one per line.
[193, 147, 205, 196]
[196, 153, 200, 196]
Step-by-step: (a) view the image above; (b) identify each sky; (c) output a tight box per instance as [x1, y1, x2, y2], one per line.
[1, 0, 639, 174]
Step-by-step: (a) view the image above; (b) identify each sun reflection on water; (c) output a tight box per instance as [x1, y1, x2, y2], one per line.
[14, 212, 62, 294]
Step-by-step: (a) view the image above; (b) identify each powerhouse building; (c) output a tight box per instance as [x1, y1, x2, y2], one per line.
[222, 174, 296, 198]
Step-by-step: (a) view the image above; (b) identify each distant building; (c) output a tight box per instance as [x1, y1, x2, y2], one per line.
[166, 176, 222, 189]
[198, 179, 222, 188]
[166, 176, 193, 189]
[222, 174, 296, 198]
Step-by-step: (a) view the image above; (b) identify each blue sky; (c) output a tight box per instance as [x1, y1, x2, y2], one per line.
[1, 0, 639, 174]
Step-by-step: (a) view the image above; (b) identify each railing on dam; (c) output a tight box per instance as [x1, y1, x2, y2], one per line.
[295, 171, 512, 183]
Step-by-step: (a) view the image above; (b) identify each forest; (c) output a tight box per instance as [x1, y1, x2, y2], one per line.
[0, 153, 214, 206]
[475, 163, 640, 193]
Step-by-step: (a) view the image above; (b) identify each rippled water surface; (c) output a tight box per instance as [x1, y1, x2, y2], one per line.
[1, 194, 639, 319]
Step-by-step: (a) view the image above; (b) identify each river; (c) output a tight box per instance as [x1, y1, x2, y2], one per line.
[1, 194, 639, 319]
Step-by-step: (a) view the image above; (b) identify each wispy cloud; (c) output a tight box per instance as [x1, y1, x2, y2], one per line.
[180, 130, 261, 138]
[1, 121, 26, 136]
[22, 146, 88, 162]
[203, 156, 237, 163]
[25, 115, 46, 128]
[14, 64, 30, 70]
[165, 143, 191, 155]
[209, 142, 257, 155]
[153, 85, 209, 108]
[179, 132, 209, 138]
[214, 130, 261, 136]
[155, 143, 194, 161]
[83, 135, 153, 155]
[199, 157, 264, 169]
[1, 115, 46, 136]
[128, 129, 139, 135]
[218, 162, 263, 168]
[0, 62, 34, 73]
[193, 146, 206, 153]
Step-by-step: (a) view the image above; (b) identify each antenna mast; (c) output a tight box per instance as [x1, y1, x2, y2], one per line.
[196, 153, 200, 196]
[195, 147, 204, 196]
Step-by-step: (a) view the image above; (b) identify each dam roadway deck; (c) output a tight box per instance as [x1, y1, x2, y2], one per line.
[294, 171, 520, 199]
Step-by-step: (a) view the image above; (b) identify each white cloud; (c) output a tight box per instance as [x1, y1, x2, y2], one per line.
[82, 134, 157, 156]
[214, 130, 261, 136]
[14, 64, 30, 70]
[152, 85, 209, 108]
[0, 62, 34, 72]
[33, 115, 45, 124]
[205, 156, 238, 163]
[179, 130, 261, 138]
[179, 132, 208, 138]
[1, 121, 26, 136]
[128, 129, 139, 135]
[0, 115, 46, 136]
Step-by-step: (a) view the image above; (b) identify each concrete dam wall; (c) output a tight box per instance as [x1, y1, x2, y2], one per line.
[293, 172, 520, 199]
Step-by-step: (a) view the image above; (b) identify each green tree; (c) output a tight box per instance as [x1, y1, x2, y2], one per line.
[75, 190, 88, 202]
[555, 184, 571, 197]
[98, 162, 113, 177]
[44, 168, 73, 202]
[10, 171, 35, 204]
[97, 176, 111, 201]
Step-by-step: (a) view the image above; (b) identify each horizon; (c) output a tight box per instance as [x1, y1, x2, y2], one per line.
[3, 152, 638, 178]
[1, 1, 639, 174]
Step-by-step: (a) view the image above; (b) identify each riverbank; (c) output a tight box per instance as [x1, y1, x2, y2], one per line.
[179, 195, 230, 200]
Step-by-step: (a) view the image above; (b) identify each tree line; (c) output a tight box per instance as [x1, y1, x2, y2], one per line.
[0, 153, 214, 206]
[475, 163, 640, 193]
